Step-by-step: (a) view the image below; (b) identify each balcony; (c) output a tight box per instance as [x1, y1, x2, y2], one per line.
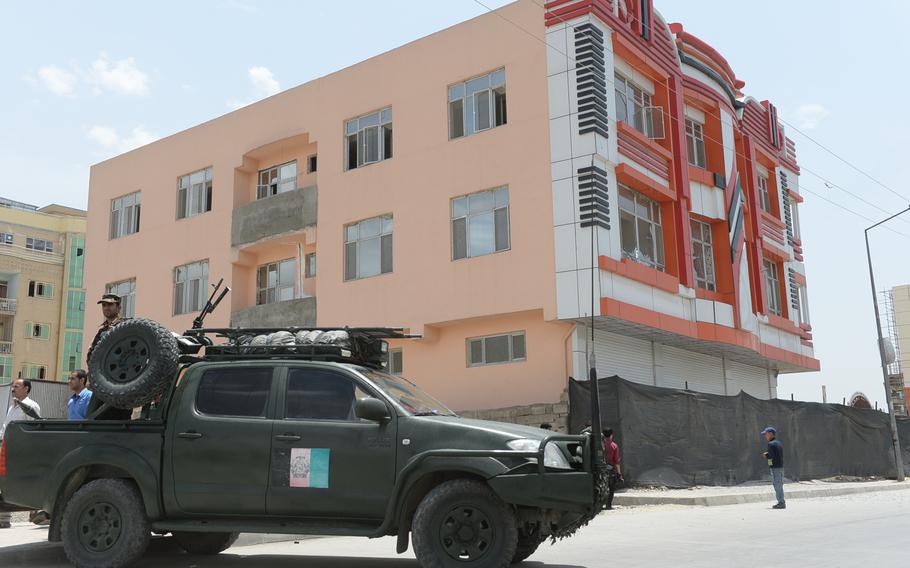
[0, 298, 16, 315]
[231, 185, 317, 248]
[231, 296, 316, 329]
[0, 341, 12, 354]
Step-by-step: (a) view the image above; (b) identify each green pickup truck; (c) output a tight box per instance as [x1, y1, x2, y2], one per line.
[0, 317, 606, 568]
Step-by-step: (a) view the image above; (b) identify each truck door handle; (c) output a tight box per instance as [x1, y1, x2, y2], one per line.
[274, 434, 302, 442]
[178, 431, 203, 439]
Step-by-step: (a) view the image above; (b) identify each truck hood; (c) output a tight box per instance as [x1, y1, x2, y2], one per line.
[401, 415, 553, 451]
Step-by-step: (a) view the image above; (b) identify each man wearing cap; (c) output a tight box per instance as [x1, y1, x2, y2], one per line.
[761, 426, 786, 509]
[84, 293, 133, 421]
[86, 293, 123, 365]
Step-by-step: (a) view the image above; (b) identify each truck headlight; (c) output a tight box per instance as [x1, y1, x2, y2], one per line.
[507, 439, 571, 470]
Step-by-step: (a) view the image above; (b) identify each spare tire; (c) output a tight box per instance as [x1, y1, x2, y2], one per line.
[88, 318, 180, 409]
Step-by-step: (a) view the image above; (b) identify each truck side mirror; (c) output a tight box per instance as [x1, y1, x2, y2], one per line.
[355, 398, 391, 423]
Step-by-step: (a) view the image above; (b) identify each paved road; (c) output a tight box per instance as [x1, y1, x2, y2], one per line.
[1, 489, 907, 567]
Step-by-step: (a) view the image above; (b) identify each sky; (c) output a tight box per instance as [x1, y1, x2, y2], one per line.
[1, 0, 908, 408]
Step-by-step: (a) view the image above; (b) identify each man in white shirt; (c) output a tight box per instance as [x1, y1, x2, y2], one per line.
[1, 379, 41, 528]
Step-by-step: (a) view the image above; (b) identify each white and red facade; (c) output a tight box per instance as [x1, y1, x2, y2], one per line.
[86, 0, 817, 413]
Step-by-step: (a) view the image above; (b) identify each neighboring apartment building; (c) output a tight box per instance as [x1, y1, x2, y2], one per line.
[85, 0, 818, 412]
[889, 284, 910, 410]
[0, 197, 86, 384]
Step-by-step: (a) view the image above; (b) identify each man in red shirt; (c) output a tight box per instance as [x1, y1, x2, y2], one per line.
[603, 428, 623, 510]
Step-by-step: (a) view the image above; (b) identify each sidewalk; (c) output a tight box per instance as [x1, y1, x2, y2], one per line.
[614, 478, 910, 507]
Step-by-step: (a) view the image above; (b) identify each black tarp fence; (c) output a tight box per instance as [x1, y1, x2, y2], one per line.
[569, 376, 910, 487]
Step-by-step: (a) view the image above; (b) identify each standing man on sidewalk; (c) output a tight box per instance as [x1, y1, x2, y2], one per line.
[1, 379, 42, 528]
[761, 426, 786, 509]
[603, 428, 623, 510]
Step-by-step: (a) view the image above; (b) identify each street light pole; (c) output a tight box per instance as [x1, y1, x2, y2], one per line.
[865, 206, 910, 482]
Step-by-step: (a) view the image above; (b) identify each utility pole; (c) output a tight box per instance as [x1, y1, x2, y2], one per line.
[865, 206, 910, 482]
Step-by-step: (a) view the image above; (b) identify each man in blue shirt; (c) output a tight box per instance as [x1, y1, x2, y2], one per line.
[761, 426, 786, 509]
[67, 370, 92, 420]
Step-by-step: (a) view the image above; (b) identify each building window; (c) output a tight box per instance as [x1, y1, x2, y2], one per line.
[174, 260, 209, 315]
[25, 321, 50, 340]
[797, 285, 810, 326]
[345, 107, 392, 170]
[26, 237, 54, 253]
[68, 236, 85, 288]
[110, 191, 141, 239]
[0, 233, 13, 245]
[257, 161, 297, 200]
[758, 174, 772, 213]
[0, 356, 12, 381]
[690, 219, 716, 291]
[106, 278, 136, 318]
[177, 167, 213, 219]
[791, 201, 801, 240]
[619, 185, 665, 271]
[685, 119, 706, 168]
[344, 215, 393, 281]
[20, 364, 47, 380]
[449, 68, 507, 140]
[66, 290, 86, 330]
[27, 280, 54, 299]
[615, 73, 662, 139]
[307, 155, 317, 174]
[305, 253, 317, 278]
[452, 187, 510, 260]
[467, 332, 526, 367]
[388, 348, 403, 375]
[763, 259, 781, 316]
[257, 258, 296, 305]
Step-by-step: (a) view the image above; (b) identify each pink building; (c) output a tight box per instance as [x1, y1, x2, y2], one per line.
[86, 0, 818, 416]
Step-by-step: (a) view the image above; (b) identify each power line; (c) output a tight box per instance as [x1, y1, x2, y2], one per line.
[779, 118, 910, 204]
[471, 0, 910, 231]
[799, 183, 910, 240]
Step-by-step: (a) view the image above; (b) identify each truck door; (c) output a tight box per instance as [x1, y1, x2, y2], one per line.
[266, 366, 397, 520]
[169, 365, 277, 515]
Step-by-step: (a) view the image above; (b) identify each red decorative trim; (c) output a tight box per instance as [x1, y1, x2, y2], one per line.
[763, 241, 789, 262]
[615, 163, 675, 203]
[688, 165, 715, 186]
[760, 210, 786, 231]
[599, 255, 680, 294]
[766, 313, 803, 337]
[617, 123, 672, 181]
[599, 297, 821, 371]
[695, 288, 732, 303]
[669, 23, 740, 90]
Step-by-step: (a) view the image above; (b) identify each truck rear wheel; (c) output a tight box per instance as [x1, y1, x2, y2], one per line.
[88, 318, 180, 409]
[61, 479, 150, 568]
[173, 531, 239, 555]
[412, 479, 518, 568]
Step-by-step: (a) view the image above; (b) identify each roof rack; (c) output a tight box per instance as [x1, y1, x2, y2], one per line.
[181, 326, 420, 369]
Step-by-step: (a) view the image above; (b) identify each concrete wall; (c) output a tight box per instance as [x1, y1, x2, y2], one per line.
[460, 388, 570, 432]
[230, 297, 317, 328]
[231, 185, 317, 247]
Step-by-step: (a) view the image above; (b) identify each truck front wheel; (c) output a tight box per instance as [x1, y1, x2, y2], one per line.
[412, 479, 518, 568]
[172, 531, 239, 555]
[61, 479, 150, 568]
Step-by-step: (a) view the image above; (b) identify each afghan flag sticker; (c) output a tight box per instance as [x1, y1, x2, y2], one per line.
[289, 448, 330, 488]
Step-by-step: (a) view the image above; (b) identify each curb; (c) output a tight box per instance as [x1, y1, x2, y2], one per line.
[613, 482, 910, 507]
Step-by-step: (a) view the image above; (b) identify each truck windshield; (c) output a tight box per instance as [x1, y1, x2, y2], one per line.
[363, 370, 457, 417]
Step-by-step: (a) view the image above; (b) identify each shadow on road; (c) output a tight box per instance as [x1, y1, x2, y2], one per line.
[0, 536, 587, 568]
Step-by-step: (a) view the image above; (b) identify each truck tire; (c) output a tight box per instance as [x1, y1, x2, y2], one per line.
[88, 318, 180, 409]
[172, 531, 239, 555]
[511, 534, 545, 564]
[61, 479, 151, 568]
[412, 479, 518, 568]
